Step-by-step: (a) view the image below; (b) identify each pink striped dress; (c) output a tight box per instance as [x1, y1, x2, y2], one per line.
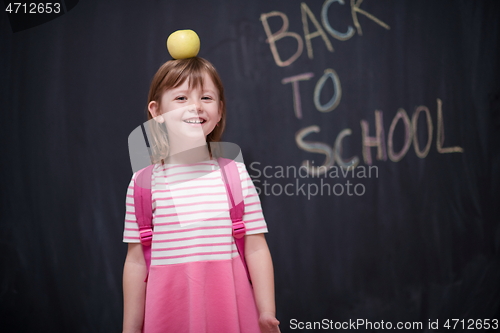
[123, 159, 268, 333]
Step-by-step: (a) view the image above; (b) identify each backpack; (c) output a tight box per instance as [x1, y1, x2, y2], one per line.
[133, 157, 249, 282]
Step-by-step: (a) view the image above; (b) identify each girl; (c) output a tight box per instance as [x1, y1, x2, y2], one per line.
[122, 57, 280, 333]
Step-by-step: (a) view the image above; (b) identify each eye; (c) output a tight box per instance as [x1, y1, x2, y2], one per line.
[202, 96, 213, 100]
[175, 96, 187, 101]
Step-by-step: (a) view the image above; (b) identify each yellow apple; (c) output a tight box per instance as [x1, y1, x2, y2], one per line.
[166, 30, 200, 59]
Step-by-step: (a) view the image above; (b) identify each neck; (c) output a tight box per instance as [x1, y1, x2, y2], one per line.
[165, 138, 211, 164]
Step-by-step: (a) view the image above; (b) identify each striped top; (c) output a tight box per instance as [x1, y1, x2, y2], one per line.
[123, 159, 268, 266]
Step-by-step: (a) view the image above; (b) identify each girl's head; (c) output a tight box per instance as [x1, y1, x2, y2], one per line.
[146, 57, 226, 163]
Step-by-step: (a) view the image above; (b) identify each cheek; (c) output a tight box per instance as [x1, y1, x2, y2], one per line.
[160, 103, 174, 115]
[205, 119, 219, 135]
[215, 102, 222, 117]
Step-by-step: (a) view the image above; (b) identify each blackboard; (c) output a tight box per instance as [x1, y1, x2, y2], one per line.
[1, 0, 499, 332]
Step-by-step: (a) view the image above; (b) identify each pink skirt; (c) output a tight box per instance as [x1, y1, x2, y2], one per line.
[143, 256, 260, 333]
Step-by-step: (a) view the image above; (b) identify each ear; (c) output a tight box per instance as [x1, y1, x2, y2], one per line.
[148, 101, 164, 123]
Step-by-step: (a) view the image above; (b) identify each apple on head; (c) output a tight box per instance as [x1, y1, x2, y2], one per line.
[166, 30, 200, 59]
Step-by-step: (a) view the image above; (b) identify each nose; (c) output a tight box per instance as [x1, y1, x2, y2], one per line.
[193, 100, 203, 113]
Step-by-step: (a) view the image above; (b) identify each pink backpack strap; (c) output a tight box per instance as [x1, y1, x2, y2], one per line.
[133, 164, 155, 282]
[218, 157, 251, 282]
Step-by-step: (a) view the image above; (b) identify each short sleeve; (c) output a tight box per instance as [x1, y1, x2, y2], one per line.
[123, 173, 141, 243]
[237, 162, 269, 235]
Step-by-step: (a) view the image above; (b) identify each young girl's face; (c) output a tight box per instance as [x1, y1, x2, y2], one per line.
[153, 72, 222, 141]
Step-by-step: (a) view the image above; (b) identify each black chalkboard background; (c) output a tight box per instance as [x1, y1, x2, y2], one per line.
[1, 0, 499, 332]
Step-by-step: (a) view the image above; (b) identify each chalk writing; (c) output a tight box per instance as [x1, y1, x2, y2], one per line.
[260, 1, 462, 175]
[282, 73, 315, 119]
[412, 105, 433, 158]
[437, 98, 463, 153]
[296, 125, 334, 174]
[322, 0, 355, 41]
[334, 128, 359, 168]
[313, 68, 342, 113]
[361, 110, 387, 165]
[260, 11, 304, 67]
[260, 0, 391, 67]
[350, 0, 390, 35]
[387, 108, 412, 162]
[301, 2, 334, 58]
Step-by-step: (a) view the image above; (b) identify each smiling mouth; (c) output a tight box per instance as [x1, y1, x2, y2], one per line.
[183, 117, 206, 124]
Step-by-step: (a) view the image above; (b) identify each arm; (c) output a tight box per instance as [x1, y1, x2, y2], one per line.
[122, 243, 147, 333]
[245, 233, 281, 333]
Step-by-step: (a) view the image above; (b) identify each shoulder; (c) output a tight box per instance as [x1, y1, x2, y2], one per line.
[217, 159, 248, 172]
[235, 160, 246, 169]
[130, 163, 160, 186]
